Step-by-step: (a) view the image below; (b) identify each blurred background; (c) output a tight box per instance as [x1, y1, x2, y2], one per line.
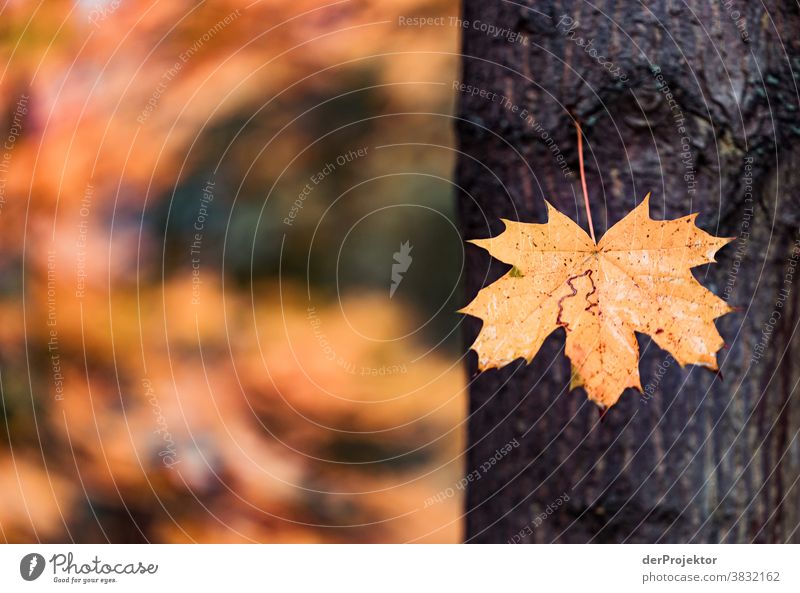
[0, 0, 467, 542]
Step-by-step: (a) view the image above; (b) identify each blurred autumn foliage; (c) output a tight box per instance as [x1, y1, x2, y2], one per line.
[0, 0, 465, 542]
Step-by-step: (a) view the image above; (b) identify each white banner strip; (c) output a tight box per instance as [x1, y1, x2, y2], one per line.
[1, 544, 797, 591]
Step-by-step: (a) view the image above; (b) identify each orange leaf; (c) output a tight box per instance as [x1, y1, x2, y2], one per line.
[460, 194, 733, 408]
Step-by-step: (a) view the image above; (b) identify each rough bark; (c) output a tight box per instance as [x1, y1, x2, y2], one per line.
[456, 0, 800, 543]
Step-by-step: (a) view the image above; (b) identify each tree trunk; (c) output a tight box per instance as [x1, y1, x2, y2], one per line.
[456, 0, 800, 543]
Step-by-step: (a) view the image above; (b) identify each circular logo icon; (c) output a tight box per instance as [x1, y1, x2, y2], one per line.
[20, 553, 45, 581]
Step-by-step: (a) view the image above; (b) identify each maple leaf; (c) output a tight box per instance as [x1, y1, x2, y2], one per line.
[460, 194, 733, 408]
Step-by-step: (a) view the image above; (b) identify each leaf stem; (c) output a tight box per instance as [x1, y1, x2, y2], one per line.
[575, 120, 596, 243]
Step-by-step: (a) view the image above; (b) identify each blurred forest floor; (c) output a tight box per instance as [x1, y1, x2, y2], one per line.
[0, 0, 466, 542]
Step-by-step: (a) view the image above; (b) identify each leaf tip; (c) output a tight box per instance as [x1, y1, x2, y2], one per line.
[466, 237, 491, 251]
[476, 358, 500, 373]
[630, 193, 652, 219]
[543, 200, 559, 218]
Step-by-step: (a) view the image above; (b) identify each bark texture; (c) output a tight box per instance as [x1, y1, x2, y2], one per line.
[456, 0, 800, 543]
